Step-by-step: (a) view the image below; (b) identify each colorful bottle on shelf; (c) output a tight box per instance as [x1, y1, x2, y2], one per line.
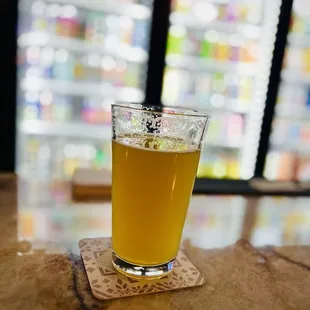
[167, 26, 186, 55]
[217, 34, 230, 61]
[56, 5, 82, 38]
[200, 31, 214, 58]
[132, 20, 149, 50]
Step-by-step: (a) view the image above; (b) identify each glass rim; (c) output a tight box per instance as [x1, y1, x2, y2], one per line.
[112, 103, 211, 119]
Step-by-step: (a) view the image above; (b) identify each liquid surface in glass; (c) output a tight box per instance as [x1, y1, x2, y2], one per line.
[112, 135, 200, 265]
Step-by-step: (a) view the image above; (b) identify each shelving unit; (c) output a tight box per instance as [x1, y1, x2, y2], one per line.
[162, 0, 281, 180]
[281, 69, 310, 84]
[18, 32, 149, 62]
[44, 0, 152, 19]
[19, 120, 111, 140]
[288, 33, 310, 47]
[16, 0, 153, 181]
[173, 98, 250, 114]
[170, 12, 261, 39]
[166, 54, 257, 74]
[20, 77, 145, 102]
[264, 0, 310, 182]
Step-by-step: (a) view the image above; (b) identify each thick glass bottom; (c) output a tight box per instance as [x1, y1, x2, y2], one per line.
[112, 250, 175, 280]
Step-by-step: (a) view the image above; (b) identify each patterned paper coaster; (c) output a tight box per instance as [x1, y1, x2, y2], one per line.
[79, 238, 205, 300]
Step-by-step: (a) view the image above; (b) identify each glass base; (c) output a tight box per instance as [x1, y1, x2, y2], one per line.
[112, 251, 175, 280]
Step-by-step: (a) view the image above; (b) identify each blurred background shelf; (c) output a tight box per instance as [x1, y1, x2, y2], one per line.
[263, 1, 310, 182]
[206, 141, 243, 149]
[170, 12, 261, 39]
[288, 33, 310, 47]
[43, 0, 152, 19]
[164, 99, 250, 114]
[14, 0, 153, 181]
[20, 77, 145, 102]
[19, 120, 111, 140]
[281, 69, 310, 84]
[166, 54, 257, 74]
[18, 32, 149, 63]
[273, 114, 310, 121]
[14, 0, 309, 185]
[269, 143, 310, 154]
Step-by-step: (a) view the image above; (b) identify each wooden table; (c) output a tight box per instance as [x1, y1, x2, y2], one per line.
[0, 175, 310, 309]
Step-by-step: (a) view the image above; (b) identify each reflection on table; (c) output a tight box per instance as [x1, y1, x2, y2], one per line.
[17, 178, 310, 254]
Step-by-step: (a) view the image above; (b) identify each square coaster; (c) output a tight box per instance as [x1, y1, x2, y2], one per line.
[79, 238, 205, 300]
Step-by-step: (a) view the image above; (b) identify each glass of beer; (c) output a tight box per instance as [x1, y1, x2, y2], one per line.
[112, 104, 210, 279]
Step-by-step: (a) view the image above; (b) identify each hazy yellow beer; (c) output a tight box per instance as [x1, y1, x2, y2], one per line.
[111, 104, 210, 279]
[112, 137, 200, 265]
